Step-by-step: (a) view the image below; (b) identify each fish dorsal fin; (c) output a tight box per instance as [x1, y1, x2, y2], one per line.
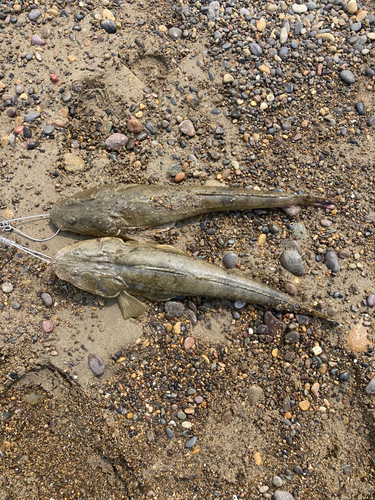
[117, 291, 148, 319]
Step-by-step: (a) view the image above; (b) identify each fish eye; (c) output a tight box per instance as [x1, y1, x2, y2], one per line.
[73, 249, 80, 255]
[71, 270, 78, 277]
[68, 216, 77, 225]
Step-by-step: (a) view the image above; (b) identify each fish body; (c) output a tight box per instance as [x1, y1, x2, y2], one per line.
[52, 237, 336, 324]
[50, 184, 335, 239]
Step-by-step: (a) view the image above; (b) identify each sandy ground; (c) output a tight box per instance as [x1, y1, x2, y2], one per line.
[0, 1, 375, 499]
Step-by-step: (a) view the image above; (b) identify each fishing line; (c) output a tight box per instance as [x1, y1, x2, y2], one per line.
[0, 213, 59, 242]
[0, 233, 52, 264]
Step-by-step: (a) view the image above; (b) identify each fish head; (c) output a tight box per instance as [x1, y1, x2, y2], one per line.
[52, 238, 127, 297]
[50, 189, 121, 237]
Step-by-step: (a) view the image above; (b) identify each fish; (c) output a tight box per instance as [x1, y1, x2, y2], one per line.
[50, 184, 336, 239]
[52, 237, 338, 326]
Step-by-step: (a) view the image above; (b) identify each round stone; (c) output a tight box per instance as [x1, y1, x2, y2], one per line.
[185, 436, 197, 448]
[340, 70, 356, 84]
[41, 320, 54, 333]
[367, 294, 375, 307]
[41, 292, 53, 307]
[280, 250, 305, 276]
[88, 354, 105, 375]
[272, 476, 283, 487]
[168, 27, 182, 40]
[105, 133, 128, 150]
[299, 400, 310, 411]
[2, 282, 13, 293]
[166, 428, 174, 439]
[195, 395, 203, 404]
[100, 19, 117, 34]
[127, 117, 142, 133]
[355, 102, 365, 115]
[284, 282, 298, 296]
[31, 35, 46, 46]
[184, 337, 195, 350]
[222, 252, 238, 269]
[285, 331, 300, 344]
[324, 249, 340, 273]
[43, 125, 55, 135]
[165, 301, 185, 318]
[274, 492, 294, 500]
[179, 120, 196, 137]
[365, 378, 375, 394]
[29, 9, 41, 21]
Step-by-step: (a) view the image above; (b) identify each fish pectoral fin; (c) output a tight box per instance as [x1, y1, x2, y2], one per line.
[142, 292, 175, 301]
[117, 292, 148, 320]
[149, 221, 176, 233]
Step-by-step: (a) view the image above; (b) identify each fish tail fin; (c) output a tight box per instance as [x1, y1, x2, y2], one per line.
[298, 195, 337, 210]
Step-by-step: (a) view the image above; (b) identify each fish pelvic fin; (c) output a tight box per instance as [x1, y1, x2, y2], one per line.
[117, 292, 148, 320]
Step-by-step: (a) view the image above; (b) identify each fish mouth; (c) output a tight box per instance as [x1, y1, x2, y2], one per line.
[304, 198, 337, 210]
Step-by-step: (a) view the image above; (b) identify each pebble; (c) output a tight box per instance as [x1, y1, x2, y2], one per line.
[166, 428, 174, 439]
[324, 249, 340, 273]
[299, 400, 310, 411]
[105, 133, 128, 150]
[88, 354, 105, 376]
[223, 73, 234, 84]
[168, 28, 182, 40]
[272, 476, 284, 487]
[31, 35, 46, 46]
[291, 222, 307, 240]
[347, 0, 358, 15]
[367, 294, 375, 307]
[185, 436, 197, 448]
[285, 331, 300, 344]
[184, 337, 195, 350]
[340, 70, 356, 85]
[41, 320, 54, 334]
[355, 102, 365, 115]
[247, 385, 264, 405]
[165, 301, 185, 318]
[28, 9, 41, 21]
[222, 252, 238, 269]
[365, 379, 375, 394]
[280, 250, 305, 276]
[284, 283, 298, 296]
[43, 125, 55, 135]
[64, 153, 86, 173]
[264, 311, 286, 335]
[101, 19, 117, 34]
[274, 492, 294, 500]
[179, 120, 196, 137]
[2, 282, 13, 293]
[41, 293, 53, 307]
[127, 117, 142, 134]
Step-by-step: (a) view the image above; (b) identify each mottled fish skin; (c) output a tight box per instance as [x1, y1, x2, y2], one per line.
[52, 237, 338, 325]
[50, 184, 336, 239]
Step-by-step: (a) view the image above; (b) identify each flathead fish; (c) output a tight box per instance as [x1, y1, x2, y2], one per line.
[52, 237, 337, 325]
[50, 184, 336, 239]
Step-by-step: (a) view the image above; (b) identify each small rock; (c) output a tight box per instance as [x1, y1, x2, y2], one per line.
[325, 249, 340, 273]
[29, 9, 41, 21]
[184, 337, 195, 350]
[100, 19, 117, 34]
[222, 252, 238, 269]
[274, 492, 294, 500]
[41, 293, 53, 307]
[179, 120, 196, 137]
[284, 283, 298, 296]
[355, 102, 365, 115]
[41, 320, 54, 333]
[23, 393, 46, 407]
[347, 0, 358, 15]
[105, 133, 128, 150]
[299, 400, 310, 411]
[223, 73, 234, 84]
[264, 311, 286, 335]
[2, 282, 13, 293]
[185, 436, 197, 448]
[285, 331, 300, 344]
[340, 70, 356, 85]
[64, 153, 85, 173]
[166, 428, 174, 439]
[367, 294, 375, 307]
[165, 301, 185, 318]
[247, 385, 264, 405]
[88, 354, 105, 376]
[174, 172, 185, 183]
[127, 117, 142, 133]
[272, 476, 283, 487]
[31, 35, 46, 46]
[365, 378, 375, 394]
[280, 250, 305, 276]
[168, 27, 182, 40]
[292, 3, 307, 13]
